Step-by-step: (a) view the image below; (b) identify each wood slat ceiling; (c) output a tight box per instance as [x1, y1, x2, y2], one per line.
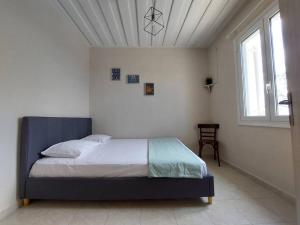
[56, 0, 245, 48]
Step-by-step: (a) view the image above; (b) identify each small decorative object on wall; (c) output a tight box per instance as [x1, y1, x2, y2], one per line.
[206, 77, 213, 86]
[127, 75, 140, 84]
[111, 68, 121, 80]
[145, 83, 154, 95]
[203, 77, 214, 93]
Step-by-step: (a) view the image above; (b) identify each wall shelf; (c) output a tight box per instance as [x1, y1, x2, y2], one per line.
[202, 84, 215, 93]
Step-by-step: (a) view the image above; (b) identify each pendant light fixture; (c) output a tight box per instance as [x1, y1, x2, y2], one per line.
[144, 0, 164, 36]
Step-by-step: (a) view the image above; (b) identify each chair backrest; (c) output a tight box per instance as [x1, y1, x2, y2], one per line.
[198, 124, 220, 141]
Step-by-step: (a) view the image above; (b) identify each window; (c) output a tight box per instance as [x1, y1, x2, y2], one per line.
[235, 4, 289, 127]
[269, 13, 289, 117]
[241, 30, 266, 117]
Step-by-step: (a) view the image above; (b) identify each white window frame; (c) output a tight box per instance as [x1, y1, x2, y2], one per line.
[234, 2, 290, 128]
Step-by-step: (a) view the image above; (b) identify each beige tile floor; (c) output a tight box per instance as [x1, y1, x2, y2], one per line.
[0, 158, 297, 225]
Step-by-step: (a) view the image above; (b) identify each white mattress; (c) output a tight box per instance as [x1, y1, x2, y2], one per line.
[30, 139, 148, 178]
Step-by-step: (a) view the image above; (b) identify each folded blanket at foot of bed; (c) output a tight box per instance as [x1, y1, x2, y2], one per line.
[148, 138, 207, 178]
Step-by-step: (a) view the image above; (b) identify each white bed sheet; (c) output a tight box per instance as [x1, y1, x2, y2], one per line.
[30, 139, 148, 178]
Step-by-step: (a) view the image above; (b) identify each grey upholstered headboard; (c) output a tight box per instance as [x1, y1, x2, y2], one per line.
[20, 117, 92, 198]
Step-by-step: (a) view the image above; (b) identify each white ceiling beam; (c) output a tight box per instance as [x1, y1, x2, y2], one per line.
[163, 0, 193, 47]
[175, 0, 211, 47]
[56, 0, 244, 48]
[196, 0, 232, 47]
[78, 0, 115, 46]
[98, 0, 127, 46]
[188, 0, 228, 47]
[117, 0, 139, 47]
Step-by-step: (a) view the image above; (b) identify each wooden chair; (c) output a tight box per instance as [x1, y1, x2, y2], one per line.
[198, 124, 220, 167]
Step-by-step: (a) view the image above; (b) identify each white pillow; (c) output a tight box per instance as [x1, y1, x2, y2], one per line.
[41, 140, 99, 158]
[82, 134, 112, 143]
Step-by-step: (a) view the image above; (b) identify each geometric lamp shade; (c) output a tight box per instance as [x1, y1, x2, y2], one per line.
[144, 6, 164, 36]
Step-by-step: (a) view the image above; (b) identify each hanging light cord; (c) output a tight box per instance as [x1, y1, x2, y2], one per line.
[151, 0, 156, 34]
[152, 0, 157, 20]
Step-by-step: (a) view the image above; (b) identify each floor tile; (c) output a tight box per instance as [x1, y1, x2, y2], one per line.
[140, 208, 177, 225]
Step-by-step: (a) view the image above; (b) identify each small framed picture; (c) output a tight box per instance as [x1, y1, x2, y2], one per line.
[127, 75, 140, 84]
[112, 68, 121, 80]
[145, 83, 154, 95]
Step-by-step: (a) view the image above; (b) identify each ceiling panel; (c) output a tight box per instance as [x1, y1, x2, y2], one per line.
[151, 0, 173, 47]
[97, 0, 127, 46]
[197, 0, 243, 47]
[175, 0, 211, 47]
[56, 0, 246, 48]
[162, 0, 192, 47]
[78, 0, 114, 46]
[118, 0, 139, 47]
[188, 0, 228, 47]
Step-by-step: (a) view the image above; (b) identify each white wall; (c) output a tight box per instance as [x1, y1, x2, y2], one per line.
[208, 0, 295, 198]
[90, 48, 209, 152]
[0, 0, 90, 219]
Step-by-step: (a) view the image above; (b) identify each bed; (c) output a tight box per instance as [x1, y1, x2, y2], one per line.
[20, 117, 214, 206]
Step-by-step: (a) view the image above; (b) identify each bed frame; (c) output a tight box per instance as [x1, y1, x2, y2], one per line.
[20, 117, 214, 206]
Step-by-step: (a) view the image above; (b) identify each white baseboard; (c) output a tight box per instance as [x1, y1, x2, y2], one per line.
[221, 158, 296, 204]
[0, 203, 18, 221]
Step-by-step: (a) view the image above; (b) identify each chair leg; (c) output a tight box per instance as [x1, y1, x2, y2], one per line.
[213, 149, 216, 160]
[199, 142, 203, 158]
[216, 143, 220, 167]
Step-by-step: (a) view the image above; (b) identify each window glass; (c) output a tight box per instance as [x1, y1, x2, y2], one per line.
[241, 30, 266, 117]
[270, 12, 289, 116]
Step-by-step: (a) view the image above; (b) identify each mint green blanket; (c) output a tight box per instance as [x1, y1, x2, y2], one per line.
[148, 138, 207, 178]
